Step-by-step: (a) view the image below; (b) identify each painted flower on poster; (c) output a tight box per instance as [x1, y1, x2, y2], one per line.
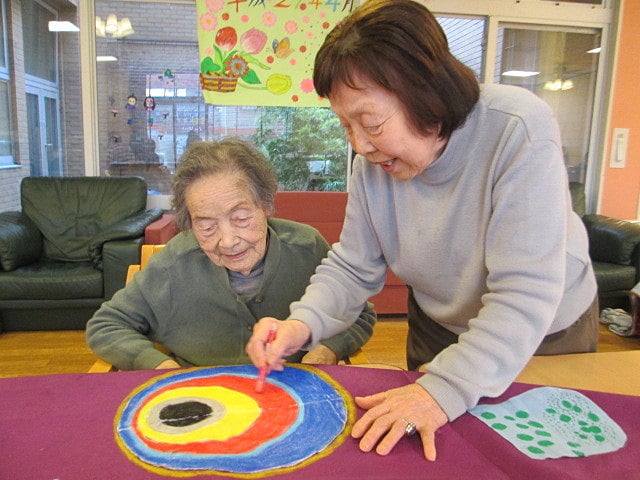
[206, 0, 224, 13]
[266, 74, 292, 95]
[200, 12, 217, 31]
[200, 27, 271, 89]
[240, 28, 268, 54]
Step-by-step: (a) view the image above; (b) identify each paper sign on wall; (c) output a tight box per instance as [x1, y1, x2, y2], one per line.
[196, 0, 355, 107]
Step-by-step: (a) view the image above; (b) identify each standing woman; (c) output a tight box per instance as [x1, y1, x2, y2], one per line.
[247, 0, 598, 461]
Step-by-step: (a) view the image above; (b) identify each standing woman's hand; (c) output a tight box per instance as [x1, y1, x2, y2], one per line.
[351, 384, 448, 461]
[246, 317, 312, 371]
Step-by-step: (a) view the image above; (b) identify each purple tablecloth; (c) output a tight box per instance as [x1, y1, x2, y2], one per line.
[1, 365, 638, 479]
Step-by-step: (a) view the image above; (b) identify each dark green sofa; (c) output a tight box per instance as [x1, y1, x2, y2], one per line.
[0, 177, 163, 331]
[583, 214, 640, 310]
[570, 182, 640, 310]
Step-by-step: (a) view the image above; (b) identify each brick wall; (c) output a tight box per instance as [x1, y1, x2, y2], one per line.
[0, 0, 29, 212]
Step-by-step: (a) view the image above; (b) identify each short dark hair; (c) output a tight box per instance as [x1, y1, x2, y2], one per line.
[313, 0, 479, 139]
[171, 138, 277, 231]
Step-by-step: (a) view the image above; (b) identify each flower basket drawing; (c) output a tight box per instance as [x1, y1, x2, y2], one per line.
[200, 73, 238, 93]
[200, 27, 270, 92]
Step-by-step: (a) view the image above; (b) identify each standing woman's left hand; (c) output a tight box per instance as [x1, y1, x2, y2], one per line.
[351, 384, 448, 461]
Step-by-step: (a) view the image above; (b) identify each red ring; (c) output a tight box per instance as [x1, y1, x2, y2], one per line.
[132, 375, 299, 454]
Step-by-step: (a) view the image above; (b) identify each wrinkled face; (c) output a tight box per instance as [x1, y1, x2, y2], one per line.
[186, 172, 269, 276]
[330, 74, 447, 181]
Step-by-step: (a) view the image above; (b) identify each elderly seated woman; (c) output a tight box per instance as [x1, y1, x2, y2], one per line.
[86, 138, 376, 370]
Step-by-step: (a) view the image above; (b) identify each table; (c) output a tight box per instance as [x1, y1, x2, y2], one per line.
[517, 350, 640, 396]
[1, 362, 638, 479]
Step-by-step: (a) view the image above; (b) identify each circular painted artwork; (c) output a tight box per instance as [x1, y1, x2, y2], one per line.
[114, 364, 355, 477]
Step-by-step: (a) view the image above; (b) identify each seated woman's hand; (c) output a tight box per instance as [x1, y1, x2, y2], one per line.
[301, 344, 338, 365]
[351, 383, 448, 461]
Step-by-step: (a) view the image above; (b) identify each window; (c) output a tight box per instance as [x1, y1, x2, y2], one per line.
[22, 0, 56, 82]
[22, 0, 63, 176]
[437, 17, 599, 183]
[495, 25, 601, 183]
[437, 16, 486, 80]
[96, 0, 347, 195]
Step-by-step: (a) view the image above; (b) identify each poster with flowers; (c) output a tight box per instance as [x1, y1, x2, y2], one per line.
[196, 0, 355, 107]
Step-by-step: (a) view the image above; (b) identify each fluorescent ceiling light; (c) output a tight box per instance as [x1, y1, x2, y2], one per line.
[501, 70, 540, 78]
[97, 56, 118, 62]
[587, 47, 601, 54]
[48, 21, 79, 32]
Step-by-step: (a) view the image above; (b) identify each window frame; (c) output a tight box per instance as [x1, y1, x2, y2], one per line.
[21, 0, 63, 175]
[0, 0, 15, 168]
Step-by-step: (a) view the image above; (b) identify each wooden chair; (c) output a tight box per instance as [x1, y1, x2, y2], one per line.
[125, 244, 166, 284]
[87, 357, 115, 373]
[89, 244, 368, 372]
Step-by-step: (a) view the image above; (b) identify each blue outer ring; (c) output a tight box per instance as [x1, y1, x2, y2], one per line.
[116, 365, 349, 474]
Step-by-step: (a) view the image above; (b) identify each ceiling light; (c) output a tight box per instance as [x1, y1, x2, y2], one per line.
[560, 79, 573, 90]
[114, 18, 134, 38]
[544, 79, 573, 92]
[96, 17, 105, 36]
[97, 56, 118, 62]
[501, 70, 540, 78]
[48, 21, 79, 32]
[587, 47, 601, 54]
[544, 79, 562, 91]
[96, 15, 134, 38]
[105, 14, 118, 34]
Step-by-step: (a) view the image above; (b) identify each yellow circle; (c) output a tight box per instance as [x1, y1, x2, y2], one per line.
[137, 386, 260, 444]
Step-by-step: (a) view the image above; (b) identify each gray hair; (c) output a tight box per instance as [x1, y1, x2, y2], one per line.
[171, 138, 277, 231]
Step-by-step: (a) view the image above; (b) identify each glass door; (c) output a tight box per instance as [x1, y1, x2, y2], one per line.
[26, 90, 62, 176]
[495, 25, 601, 183]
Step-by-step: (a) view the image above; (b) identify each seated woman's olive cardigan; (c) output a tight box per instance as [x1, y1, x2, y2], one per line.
[86, 218, 376, 370]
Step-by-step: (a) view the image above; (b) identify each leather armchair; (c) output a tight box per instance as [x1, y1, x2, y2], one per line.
[570, 181, 640, 309]
[0, 177, 163, 332]
[582, 214, 640, 309]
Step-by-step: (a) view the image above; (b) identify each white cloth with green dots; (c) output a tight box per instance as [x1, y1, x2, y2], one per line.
[470, 387, 627, 459]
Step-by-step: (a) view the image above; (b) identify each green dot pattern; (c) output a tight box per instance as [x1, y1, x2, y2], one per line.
[475, 389, 622, 459]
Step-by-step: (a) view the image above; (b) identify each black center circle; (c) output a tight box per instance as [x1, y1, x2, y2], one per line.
[147, 395, 226, 434]
[159, 401, 213, 427]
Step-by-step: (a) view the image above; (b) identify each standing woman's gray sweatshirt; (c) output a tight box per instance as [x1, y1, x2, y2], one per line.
[289, 83, 597, 420]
